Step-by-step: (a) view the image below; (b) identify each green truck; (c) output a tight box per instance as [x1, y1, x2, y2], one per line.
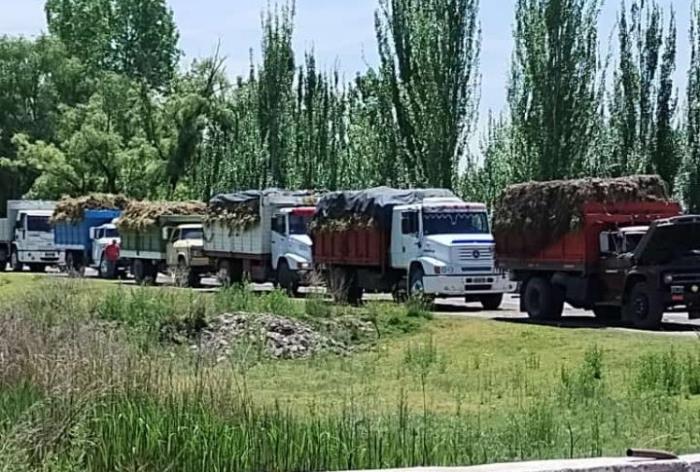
[119, 214, 209, 286]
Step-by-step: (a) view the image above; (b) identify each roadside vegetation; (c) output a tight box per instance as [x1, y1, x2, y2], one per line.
[2, 276, 700, 471]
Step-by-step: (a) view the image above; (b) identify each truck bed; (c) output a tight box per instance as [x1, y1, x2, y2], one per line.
[54, 210, 121, 251]
[313, 227, 389, 268]
[497, 201, 682, 273]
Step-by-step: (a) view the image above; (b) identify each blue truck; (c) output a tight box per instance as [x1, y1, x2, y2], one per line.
[54, 209, 126, 278]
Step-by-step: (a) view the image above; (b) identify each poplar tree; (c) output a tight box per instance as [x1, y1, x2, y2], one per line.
[376, 0, 481, 189]
[684, 2, 700, 212]
[609, 0, 678, 184]
[509, 0, 602, 181]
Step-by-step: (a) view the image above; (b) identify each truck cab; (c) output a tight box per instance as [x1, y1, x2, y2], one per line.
[391, 198, 515, 308]
[271, 207, 315, 293]
[166, 224, 208, 287]
[11, 209, 64, 272]
[597, 216, 700, 327]
[88, 222, 123, 277]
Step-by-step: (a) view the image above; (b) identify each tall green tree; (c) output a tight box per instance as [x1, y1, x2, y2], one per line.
[609, 0, 679, 184]
[258, 1, 296, 188]
[509, 0, 602, 181]
[45, 0, 180, 90]
[684, 2, 700, 212]
[376, 0, 481, 189]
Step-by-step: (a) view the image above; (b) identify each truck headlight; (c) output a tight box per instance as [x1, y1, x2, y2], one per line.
[664, 274, 674, 284]
[299, 262, 310, 270]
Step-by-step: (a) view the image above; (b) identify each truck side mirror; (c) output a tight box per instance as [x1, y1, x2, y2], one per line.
[599, 232, 611, 254]
[89, 228, 97, 240]
[162, 227, 173, 241]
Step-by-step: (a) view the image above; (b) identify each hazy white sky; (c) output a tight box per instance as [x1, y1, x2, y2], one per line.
[0, 0, 693, 127]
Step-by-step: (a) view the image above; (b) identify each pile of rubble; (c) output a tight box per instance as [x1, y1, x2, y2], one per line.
[192, 313, 375, 361]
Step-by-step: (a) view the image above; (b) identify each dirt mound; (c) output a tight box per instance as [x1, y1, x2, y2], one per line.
[117, 201, 206, 231]
[51, 194, 130, 223]
[192, 313, 375, 361]
[492, 175, 669, 255]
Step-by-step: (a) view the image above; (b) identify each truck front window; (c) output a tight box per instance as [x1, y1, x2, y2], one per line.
[27, 216, 51, 232]
[180, 229, 203, 240]
[423, 212, 489, 236]
[104, 228, 119, 239]
[289, 216, 311, 235]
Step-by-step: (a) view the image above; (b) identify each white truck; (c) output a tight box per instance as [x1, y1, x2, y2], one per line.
[313, 188, 515, 307]
[0, 200, 65, 272]
[204, 190, 316, 295]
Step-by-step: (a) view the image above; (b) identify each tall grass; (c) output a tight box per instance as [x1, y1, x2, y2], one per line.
[2, 280, 700, 470]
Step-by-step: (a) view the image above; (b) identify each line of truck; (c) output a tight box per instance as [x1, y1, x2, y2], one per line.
[1, 176, 698, 329]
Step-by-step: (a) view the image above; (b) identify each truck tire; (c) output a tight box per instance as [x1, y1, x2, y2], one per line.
[328, 267, 363, 305]
[523, 277, 564, 321]
[593, 306, 621, 323]
[66, 252, 85, 278]
[217, 259, 243, 287]
[133, 260, 145, 285]
[623, 282, 664, 330]
[28, 264, 46, 273]
[409, 266, 434, 305]
[98, 255, 116, 279]
[143, 262, 158, 286]
[10, 251, 22, 272]
[174, 258, 199, 288]
[0, 256, 7, 272]
[276, 260, 300, 297]
[480, 294, 504, 311]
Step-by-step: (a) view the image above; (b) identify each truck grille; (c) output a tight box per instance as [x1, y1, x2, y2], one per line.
[453, 245, 494, 273]
[670, 272, 700, 284]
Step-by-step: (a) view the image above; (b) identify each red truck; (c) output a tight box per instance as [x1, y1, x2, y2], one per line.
[496, 200, 700, 329]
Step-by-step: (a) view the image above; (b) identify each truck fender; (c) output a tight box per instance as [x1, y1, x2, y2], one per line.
[281, 253, 310, 271]
[412, 257, 447, 276]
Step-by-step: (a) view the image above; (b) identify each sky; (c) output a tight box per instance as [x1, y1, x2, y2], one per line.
[0, 0, 693, 128]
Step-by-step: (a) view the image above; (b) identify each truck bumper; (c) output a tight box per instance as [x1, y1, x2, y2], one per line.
[423, 274, 517, 297]
[20, 250, 65, 265]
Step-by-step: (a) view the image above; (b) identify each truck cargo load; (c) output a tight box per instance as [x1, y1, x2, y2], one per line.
[51, 194, 129, 223]
[493, 175, 669, 256]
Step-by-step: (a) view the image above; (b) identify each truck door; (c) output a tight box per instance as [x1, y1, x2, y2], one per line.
[92, 229, 103, 265]
[270, 214, 287, 270]
[391, 211, 419, 269]
[598, 232, 628, 304]
[166, 228, 180, 267]
[14, 213, 26, 246]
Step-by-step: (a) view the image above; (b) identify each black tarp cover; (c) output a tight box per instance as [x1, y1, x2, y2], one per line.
[313, 187, 457, 229]
[208, 189, 316, 212]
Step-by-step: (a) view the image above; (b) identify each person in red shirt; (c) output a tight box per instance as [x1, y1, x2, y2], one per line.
[104, 240, 120, 279]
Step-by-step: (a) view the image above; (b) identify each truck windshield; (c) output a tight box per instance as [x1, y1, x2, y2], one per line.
[289, 215, 311, 235]
[27, 216, 51, 232]
[180, 228, 203, 240]
[104, 228, 119, 239]
[423, 212, 490, 235]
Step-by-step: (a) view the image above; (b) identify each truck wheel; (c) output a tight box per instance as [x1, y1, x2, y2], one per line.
[99, 256, 114, 279]
[143, 262, 158, 286]
[409, 267, 434, 305]
[10, 251, 22, 272]
[66, 253, 85, 278]
[480, 294, 504, 311]
[217, 260, 243, 287]
[623, 282, 664, 330]
[328, 267, 362, 305]
[174, 258, 196, 288]
[593, 306, 621, 323]
[523, 277, 564, 321]
[28, 264, 46, 273]
[132, 260, 145, 285]
[0, 256, 7, 272]
[276, 261, 300, 297]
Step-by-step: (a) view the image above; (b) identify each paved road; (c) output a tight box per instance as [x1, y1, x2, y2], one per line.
[6, 266, 700, 335]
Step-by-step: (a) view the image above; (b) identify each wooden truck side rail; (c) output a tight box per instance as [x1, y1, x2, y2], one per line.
[313, 227, 390, 270]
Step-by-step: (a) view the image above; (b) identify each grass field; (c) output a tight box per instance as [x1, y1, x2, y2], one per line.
[2, 274, 700, 471]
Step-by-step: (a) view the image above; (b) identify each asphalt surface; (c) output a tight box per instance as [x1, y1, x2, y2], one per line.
[6, 266, 700, 336]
